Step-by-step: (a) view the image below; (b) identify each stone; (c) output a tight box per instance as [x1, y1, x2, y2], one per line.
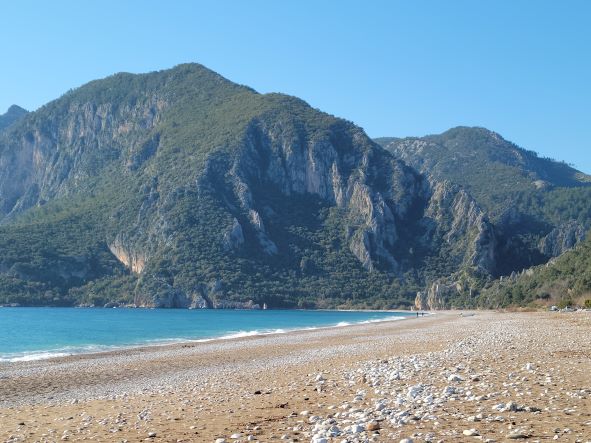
[366, 421, 380, 431]
[507, 429, 531, 439]
[463, 429, 479, 436]
[506, 401, 519, 412]
[147, 432, 157, 438]
[492, 403, 506, 411]
[350, 424, 365, 433]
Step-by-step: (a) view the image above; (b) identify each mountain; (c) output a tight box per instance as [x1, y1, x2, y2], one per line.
[0, 105, 28, 132]
[377, 128, 591, 206]
[1, 66, 587, 309]
[377, 128, 591, 243]
[0, 64, 501, 309]
[377, 128, 591, 308]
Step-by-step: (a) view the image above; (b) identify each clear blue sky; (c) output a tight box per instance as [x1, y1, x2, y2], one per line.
[2, 1, 590, 172]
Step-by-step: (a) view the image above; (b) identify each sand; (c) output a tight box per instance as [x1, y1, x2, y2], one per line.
[0, 311, 589, 442]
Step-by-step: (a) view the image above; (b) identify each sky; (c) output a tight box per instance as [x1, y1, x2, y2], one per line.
[2, 1, 590, 172]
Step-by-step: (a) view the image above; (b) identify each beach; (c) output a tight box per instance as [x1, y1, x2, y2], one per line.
[0, 311, 589, 442]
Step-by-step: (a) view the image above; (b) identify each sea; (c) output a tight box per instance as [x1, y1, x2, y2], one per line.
[0, 307, 411, 362]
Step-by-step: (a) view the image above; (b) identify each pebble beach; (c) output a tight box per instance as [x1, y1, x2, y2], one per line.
[1, 311, 590, 442]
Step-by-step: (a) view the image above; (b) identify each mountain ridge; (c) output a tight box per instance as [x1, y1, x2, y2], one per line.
[0, 64, 588, 309]
[376, 127, 590, 308]
[0, 104, 28, 132]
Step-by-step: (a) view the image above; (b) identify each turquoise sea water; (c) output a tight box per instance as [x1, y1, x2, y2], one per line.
[0, 308, 411, 362]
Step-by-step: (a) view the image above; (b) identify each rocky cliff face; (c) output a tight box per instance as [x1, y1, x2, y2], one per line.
[539, 221, 586, 258]
[0, 95, 166, 220]
[225, 119, 427, 272]
[415, 280, 461, 310]
[424, 180, 496, 274]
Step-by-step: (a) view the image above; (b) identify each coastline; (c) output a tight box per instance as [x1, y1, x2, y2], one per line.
[0, 309, 413, 363]
[1, 311, 589, 442]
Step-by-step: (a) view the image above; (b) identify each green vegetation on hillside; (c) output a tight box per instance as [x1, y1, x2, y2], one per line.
[0, 66, 589, 309]
[377, 127, 591, 220]
[479, 232, 591, 307]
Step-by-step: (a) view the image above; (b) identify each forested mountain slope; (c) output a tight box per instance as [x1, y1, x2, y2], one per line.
[377, 129, 591, 290]
[0, 64, 499, 308]
[0, 65, 587, 309]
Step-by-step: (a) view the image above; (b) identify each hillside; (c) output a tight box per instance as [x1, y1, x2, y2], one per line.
[377, 128, 591, 283]
[376, 127, 591, 210]
[0, 64, 503, 309]
[1, 66, 588, 309]
[479, 232, 591, 308]
[0, 105, 28, 132]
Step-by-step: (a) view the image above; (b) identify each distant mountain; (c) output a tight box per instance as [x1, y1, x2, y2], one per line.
[376, 127, 591, 216]
[0, 105, 28, 132]
[0, 66, 587, 309]
[377, 128, 591, 308]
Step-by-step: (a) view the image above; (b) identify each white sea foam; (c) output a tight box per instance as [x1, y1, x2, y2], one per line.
[0, 314, 410, 363]
[0, 344, 122, 363]
[1, 352, 71, 363]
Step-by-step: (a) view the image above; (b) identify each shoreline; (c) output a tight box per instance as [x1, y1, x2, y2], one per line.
[0, 313, 423, 368]
[0, 309, 416, 364]
[1, 311, 589, 442]
[0, 312, 453, 408]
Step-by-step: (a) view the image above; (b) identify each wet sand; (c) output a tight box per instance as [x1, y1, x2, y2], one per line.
[0, 311, 589, 442]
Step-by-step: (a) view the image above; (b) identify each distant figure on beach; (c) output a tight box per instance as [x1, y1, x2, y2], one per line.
[416, 312, 419, 318]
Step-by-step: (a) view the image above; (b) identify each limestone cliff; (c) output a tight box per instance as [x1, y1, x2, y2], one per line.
[424, 180, 496, 274]
[226, 120, 425, 272]
[539, 220, 586, 258]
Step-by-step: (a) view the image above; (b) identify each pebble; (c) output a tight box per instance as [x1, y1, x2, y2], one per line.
[366, 420, 380, 431]
[295, 317, 591, 443]
[507, 429, 531, 439]
[2, 313, 589, 443]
